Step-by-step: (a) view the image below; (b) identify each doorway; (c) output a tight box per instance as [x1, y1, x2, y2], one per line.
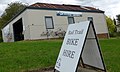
[13, 18, 24, 41]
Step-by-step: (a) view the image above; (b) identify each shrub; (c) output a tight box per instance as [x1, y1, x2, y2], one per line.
[109, 32, 120, 37]
[0, 36, 3, 42]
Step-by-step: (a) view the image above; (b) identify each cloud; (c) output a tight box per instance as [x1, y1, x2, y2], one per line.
[0, 0, 10, 4]
[0, 0, 120, 18]
[74, 0, 120, 17]
[0, 4, 7, 15]
[92, 0, 120, 17]
[0, 0, 29, 15]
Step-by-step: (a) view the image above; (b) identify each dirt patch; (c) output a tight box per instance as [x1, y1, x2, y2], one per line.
[26, 66, 104, 72]
[26, 67, 54, 72]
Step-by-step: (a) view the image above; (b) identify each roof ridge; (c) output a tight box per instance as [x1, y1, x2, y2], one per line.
[29, 2, 104, 13]
[31, 2, 83, 7]
[30, 2, 62, 6]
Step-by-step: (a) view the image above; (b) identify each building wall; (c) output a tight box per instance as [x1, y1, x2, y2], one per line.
[2, 9, 109, 42]
[82, 12, 108, 34]
[26, 9, 108, 40]
[2, 24, 10, 42]
[27, 9, 68, 40]
[2, 10, 29, 42]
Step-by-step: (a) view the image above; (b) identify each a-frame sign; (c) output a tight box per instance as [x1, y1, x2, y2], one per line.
[54, 21, 106, 72]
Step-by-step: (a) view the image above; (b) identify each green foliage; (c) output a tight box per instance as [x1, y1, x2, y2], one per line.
[106, 16, 116, 37]
[116, 14, 120, 25]
[113, 18, 117, 32]
[113, 18, 116, 25]
[0, 2, 26, 24]
[0, 2, 26, 39]
[0, 36, 3, 42]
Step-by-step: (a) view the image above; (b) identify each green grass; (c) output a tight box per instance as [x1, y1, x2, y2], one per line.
[0, 39, 120, 72]
[0, 40, 62, 72]
[99, 38, 120, 72]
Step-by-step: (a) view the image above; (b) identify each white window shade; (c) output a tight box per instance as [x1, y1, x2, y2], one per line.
[45, 17, 54, 29]
[68, 17, 75, 24]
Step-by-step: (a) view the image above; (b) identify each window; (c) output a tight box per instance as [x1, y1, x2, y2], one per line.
[88, 17, 93, 21]
[45, 16, 54, 29]
[68, 17, 75, 24]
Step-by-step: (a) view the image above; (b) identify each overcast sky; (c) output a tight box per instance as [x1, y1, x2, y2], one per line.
[0, 0, 120, 18]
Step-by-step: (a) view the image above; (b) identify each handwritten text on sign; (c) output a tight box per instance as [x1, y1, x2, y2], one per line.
[62, 29, 84, 59]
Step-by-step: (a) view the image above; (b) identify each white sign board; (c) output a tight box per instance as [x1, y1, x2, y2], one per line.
[54, 21, 106, 72]
[55, 21, 90, 72]
[82, 23, 105, 70]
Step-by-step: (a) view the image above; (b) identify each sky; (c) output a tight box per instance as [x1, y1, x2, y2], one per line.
[0, 0, 120, 18]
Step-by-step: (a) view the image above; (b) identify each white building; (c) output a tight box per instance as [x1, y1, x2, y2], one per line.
[1, 3, 109, 42]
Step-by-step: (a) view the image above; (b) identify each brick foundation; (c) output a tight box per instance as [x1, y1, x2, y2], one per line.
[97, 33, 109, 38]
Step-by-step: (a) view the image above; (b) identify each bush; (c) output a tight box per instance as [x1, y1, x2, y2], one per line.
[109, 32, 116, 37]
[116, 32, 120, 38]
[0, 36, 3, 42]
[109, 32, 120, 37]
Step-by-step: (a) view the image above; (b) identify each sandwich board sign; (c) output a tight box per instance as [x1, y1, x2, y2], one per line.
[54, 21, 106, 72]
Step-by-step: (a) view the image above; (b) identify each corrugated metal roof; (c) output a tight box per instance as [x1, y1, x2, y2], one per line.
[30, 3, 103, 12]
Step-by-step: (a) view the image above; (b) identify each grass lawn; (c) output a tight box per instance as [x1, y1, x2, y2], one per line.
[0, 40, 62, 72]
[0, 39, 120, 72]
[99, 38, 120, 72]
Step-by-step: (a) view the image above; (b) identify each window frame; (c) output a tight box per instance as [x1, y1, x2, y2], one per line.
[45, 16, 54, 29]
[68, 17, 75, 24]
[87, 17, 93, 21]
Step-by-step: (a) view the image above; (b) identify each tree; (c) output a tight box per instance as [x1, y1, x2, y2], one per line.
[116, 14, 120, 33]
[106, 16, 116, 36]
[0, 2, 26, 26]
[0, 2, 27, 41]
[116, 14, 120, 25]
[113, 18, 117, 32]
[113, 18, 116, 25]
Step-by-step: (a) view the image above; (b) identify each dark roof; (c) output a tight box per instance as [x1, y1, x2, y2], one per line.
[30, 3, 104, 13]
[1, 3, 104, 29]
